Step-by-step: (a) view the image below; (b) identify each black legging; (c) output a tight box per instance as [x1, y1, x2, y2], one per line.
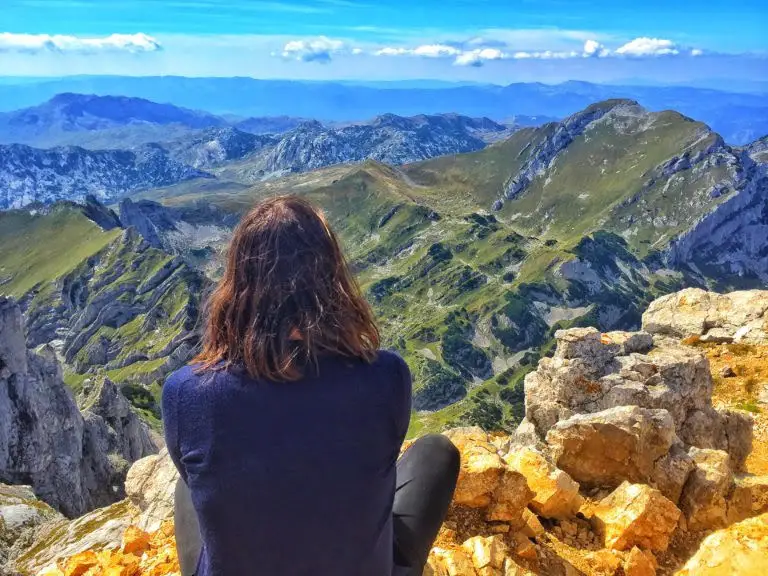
[174, 434, 460, 576]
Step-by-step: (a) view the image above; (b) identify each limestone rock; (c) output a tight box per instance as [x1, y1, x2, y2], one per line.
[429, 546, 478, 576]
[680, 408, 753, 471]
[641, 288, 768, 344]
[676, 512, 768, 575]
[443, 428, 506, 508]
[463, 535, 508, 572]
[546, 406, 675, 489]
[728, 474, 768, 524]
[522, 326, 715, 440]
[504, 448, 582, 519]
[624, 546, 656, 576]
[651, 443, 696, 504]
[9, 499, 136, 575]
[679, 448, 734, 532]
[486, 468, 534, 526]
[124, 450, 179, 532]
[0, 484, 62, 568]
[590, 482, 681, 552]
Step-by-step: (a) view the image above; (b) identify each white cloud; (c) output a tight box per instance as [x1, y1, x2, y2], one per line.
[691, 48, 704, 57]
[583, 40, 610, 58]
[375, 47, 410, 56]
[615, 37, 680, 57]
[280, 36, 346, 63]
[454, 48, 506, 67]
[0, 32, 161, 54]
[412, 44, 461, 58]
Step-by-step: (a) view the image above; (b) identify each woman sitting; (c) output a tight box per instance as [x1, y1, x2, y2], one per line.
[163, 196, 460, 576]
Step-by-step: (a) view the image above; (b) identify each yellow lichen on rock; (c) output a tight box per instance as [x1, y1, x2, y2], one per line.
[675, 512, 768, 575]
[36, 521, 179, 576]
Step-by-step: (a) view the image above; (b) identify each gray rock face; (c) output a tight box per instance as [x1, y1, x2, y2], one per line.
[0, 298, 157, 518]
[0, 484, 62, 569]
[0, 142, 211, 209]
[642, 288, 768, 344]
[260, 114, 504, 175]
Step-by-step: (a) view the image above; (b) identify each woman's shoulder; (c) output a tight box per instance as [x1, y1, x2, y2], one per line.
[371, 349, 409, 374]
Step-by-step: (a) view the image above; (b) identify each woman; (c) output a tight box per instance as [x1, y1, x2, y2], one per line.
[162, 196, 460, 576]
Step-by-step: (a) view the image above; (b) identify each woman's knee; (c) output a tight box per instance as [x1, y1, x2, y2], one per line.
[411, 434, 460, 475]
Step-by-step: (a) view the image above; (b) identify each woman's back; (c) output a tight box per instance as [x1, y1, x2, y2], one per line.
[163, 350, 411, 576]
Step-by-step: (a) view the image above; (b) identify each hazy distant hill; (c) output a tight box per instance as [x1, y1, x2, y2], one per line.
[0, 77, 765, 144]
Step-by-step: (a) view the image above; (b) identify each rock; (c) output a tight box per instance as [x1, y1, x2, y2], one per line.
[679, 408, 753, 471]
[522, 326, 714, 439]
[720, 365, 736, 378]
[519, 509, 545, 539]
[124, 450, 179, 532]
[486, 468, 533, 526]
[463, 535, 508, 572]
[728, 475, 768, 523]
[546, 406, 676, 489]
[8, 499, 136, 575]
[590, 482, 681, 552]
[679, 448, 734, 531]
[510, 532, 536, 560]
[676, 512, 768, 575]
[0, 484, 62, 568]
[624, 546, 656, 576]
[651, 443, 695, 504]
[120, 526, 150, 556]
[504, 448, 582, 519]
[641, 288, 768, 344]
[443, 428, 506, 508]
[429, 546, 478, 576]
[0, 299, 156, 518]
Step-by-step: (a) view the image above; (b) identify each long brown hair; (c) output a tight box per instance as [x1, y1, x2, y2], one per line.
[194, 195, 380, 380]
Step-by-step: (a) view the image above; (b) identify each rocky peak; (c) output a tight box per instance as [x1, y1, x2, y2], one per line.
[0, 298, 157, 519]
[499, 99, 638, 206]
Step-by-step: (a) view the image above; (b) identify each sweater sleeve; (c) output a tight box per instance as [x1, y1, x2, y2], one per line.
[392, 353, 413, 444]
[161, 371, 189, 484]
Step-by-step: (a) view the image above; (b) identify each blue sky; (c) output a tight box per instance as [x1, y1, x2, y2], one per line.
[0, 0, 766, 84]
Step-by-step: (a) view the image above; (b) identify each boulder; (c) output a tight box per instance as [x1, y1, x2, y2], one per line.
[624, 546, 657, 576]
[462, 535, 508, 574]
[590, 482, 681, 552]
[546, 406, 676, 489]
[124, 450, 179, 532]
[8, 499, 136, 575]
[428, 546, 478, 576]
[676, 512, 768, 575]
[443, 428, 506, 508]
[728, 474, 768, 524]
[641, 288, 768, 344]
[679, 448, 734, 531]
[504, 448, 582, 519]
[522, 326, 715, 439]
[650, 443, 695, 504]
[680, 408, 753, 472]
[0, 484, 62, 567]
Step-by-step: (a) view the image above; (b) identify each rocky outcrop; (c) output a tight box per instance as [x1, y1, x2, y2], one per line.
[124, 450, 179, 533]
[642, 288, 768, 344]
[676, 512, 768, 575]
[521, 326, 752, 473]
[0, 485, 62, 569]
[0, 298, 157, 518]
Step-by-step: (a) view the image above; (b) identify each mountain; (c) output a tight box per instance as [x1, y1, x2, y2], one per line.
[162, 127, 279, 169]
[0, 77, 765, 144]
[6, 289, 768, 576]
[251, 114, 511, 175]
[0, 93, 226, 148]
[0, 94, 305, 149]
[119, 99, 768, 435]
[0, 143, 210, 209]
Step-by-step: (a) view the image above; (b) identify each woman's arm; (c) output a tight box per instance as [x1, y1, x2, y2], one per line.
[161, 371, 189, 484]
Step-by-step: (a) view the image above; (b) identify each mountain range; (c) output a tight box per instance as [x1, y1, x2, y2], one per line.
[0, 76, 765, 144]
[0, 95, 529, 208]
[2, 96, 766, 437]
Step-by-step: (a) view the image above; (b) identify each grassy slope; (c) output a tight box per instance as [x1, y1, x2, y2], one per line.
[0, 206, 121, 298]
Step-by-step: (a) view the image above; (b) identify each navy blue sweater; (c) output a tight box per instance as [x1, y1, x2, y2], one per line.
[162, 351, 412, 576]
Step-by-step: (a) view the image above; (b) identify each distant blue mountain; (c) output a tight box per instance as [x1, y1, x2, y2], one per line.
[0, 77, 765, 144]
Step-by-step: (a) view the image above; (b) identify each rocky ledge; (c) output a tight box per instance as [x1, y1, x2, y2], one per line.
[4, 289, 768, 576]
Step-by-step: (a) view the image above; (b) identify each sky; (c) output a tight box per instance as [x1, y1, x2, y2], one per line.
[0, 0, 766, 84]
